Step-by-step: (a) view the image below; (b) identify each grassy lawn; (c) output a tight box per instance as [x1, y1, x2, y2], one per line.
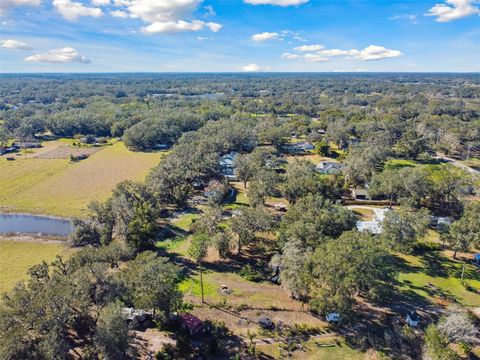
[257, 337, 373, 360]
[397, 250, 480, 307]
[0, 141, 163, 217]
[0, 239, 71, 294]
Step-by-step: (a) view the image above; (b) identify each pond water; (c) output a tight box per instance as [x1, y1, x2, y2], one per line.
[0, 214, 73, 236]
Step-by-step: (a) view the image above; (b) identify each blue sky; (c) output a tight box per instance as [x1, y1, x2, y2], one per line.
[0, 0, 479, 72]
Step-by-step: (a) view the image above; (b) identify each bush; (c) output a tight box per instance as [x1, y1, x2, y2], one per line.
[239, 264, 263, 282]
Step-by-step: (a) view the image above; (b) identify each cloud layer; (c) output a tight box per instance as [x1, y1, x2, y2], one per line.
[53, 0, 102, 20]
[283, 44, 403, 62]
[427, 0, 480, 22]
[0, 39, 32, 50]
[0, 0, 40, 16]
[24, 47, 90, 63]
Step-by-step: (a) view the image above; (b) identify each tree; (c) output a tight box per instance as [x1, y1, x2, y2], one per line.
[382, 207, 430, 253]
[437, 306, 478, 344]
[122, 252, 181, 322]
[188, 234, 210, 303]
[443, 202, 480, 259]
[279, 194, 357, 248]
[274, 239, 311, 303]
[230, 206, 275, 255]
[283, 160, 325, 204]
[94, 302, 132, 360]
[343, 142, 389, 186]
[423, 324, 460, 360]
[314, 139, 330, 156]
[309, 231, 397, 317]
[234, 153, 257, 188]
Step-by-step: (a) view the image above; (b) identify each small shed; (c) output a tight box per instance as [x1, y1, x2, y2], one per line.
[179, 313, 204, 336]
[352, 188, 370, 200]
[406, 311, 420, 327]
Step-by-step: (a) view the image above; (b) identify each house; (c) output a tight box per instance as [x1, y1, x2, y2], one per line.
[356, 208, 392, 235]
[179, 313, 204, 336]
[352, 188, 371, 201]
[326, 312, 341, 323]
[283, 142, 315, 154]
[406, 311, 420, 327]
[219, 152, 238, 180]
[316, 161, 345, 175]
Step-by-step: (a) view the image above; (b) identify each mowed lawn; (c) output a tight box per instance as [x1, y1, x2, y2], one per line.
[397, 251, 480, 307]
[0, 142, 163, 217]
[0, 239, 70, 293]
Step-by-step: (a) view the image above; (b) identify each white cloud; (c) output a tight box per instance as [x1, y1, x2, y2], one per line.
[389, 14, 418, 24]
[294, 44, 324, 51]
[0, 0, 40, 16]
[281, 52, 300, 59]
[283, 44, 402, 62]
[142, 20, 221, 34]
[427, 0, 480, 22]
[203, 5, 215, 16]
[110, 9, 127, 17]
[91, 0, 109, 5]
[244, 0, 308, 6]
[349, 45, 402, 60]
[0, 39, 32, 50]
[122, 0, 222, 34]
[127, 0, 201, 23]
[53, 0, 102, 20]
[24, 47, 90, 63]
[237, 63, 270, 72]
[251, 32, 279, 41]
[304, 53, 329, 62]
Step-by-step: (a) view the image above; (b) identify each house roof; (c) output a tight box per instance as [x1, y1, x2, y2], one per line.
[316, 161, 344, 171]
[353, 188, 369, 196]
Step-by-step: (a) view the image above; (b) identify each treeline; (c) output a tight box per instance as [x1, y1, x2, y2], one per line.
[1, 74, 479, 156]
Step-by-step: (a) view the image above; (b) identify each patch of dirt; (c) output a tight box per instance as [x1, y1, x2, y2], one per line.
[132, 328, 176, 359]
[34, 144, 104, 159]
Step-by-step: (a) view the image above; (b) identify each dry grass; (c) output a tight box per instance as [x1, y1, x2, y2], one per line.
[0, 237, 71, 294]
[0, 141, 163, 217]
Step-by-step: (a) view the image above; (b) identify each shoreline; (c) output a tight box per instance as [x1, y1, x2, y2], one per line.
[0, 233, 67, 244]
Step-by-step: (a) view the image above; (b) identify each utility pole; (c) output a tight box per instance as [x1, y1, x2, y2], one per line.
[466, 144, 471, 161]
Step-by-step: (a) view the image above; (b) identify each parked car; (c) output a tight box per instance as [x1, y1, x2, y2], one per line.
[258, 317, 274, 329]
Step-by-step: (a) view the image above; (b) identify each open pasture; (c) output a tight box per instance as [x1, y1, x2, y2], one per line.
[0, 238, 70, 293]
[0, 141, 164, 217]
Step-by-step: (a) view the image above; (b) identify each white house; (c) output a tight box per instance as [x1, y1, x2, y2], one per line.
[316, 161, 345, 175]
[219, 152, 238, 180]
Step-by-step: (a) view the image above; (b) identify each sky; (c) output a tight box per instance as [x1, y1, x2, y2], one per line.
[0, 0, 479, 72]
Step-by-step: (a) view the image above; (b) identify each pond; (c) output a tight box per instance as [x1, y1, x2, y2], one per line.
[0, 214, 73, 236]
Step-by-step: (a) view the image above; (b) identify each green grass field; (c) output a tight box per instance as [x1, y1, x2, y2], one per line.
[397, 251, 480, 307]
[257, 337, 372, 359]
[0, 141, 163, 217]
[0, 239, 71, 293]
